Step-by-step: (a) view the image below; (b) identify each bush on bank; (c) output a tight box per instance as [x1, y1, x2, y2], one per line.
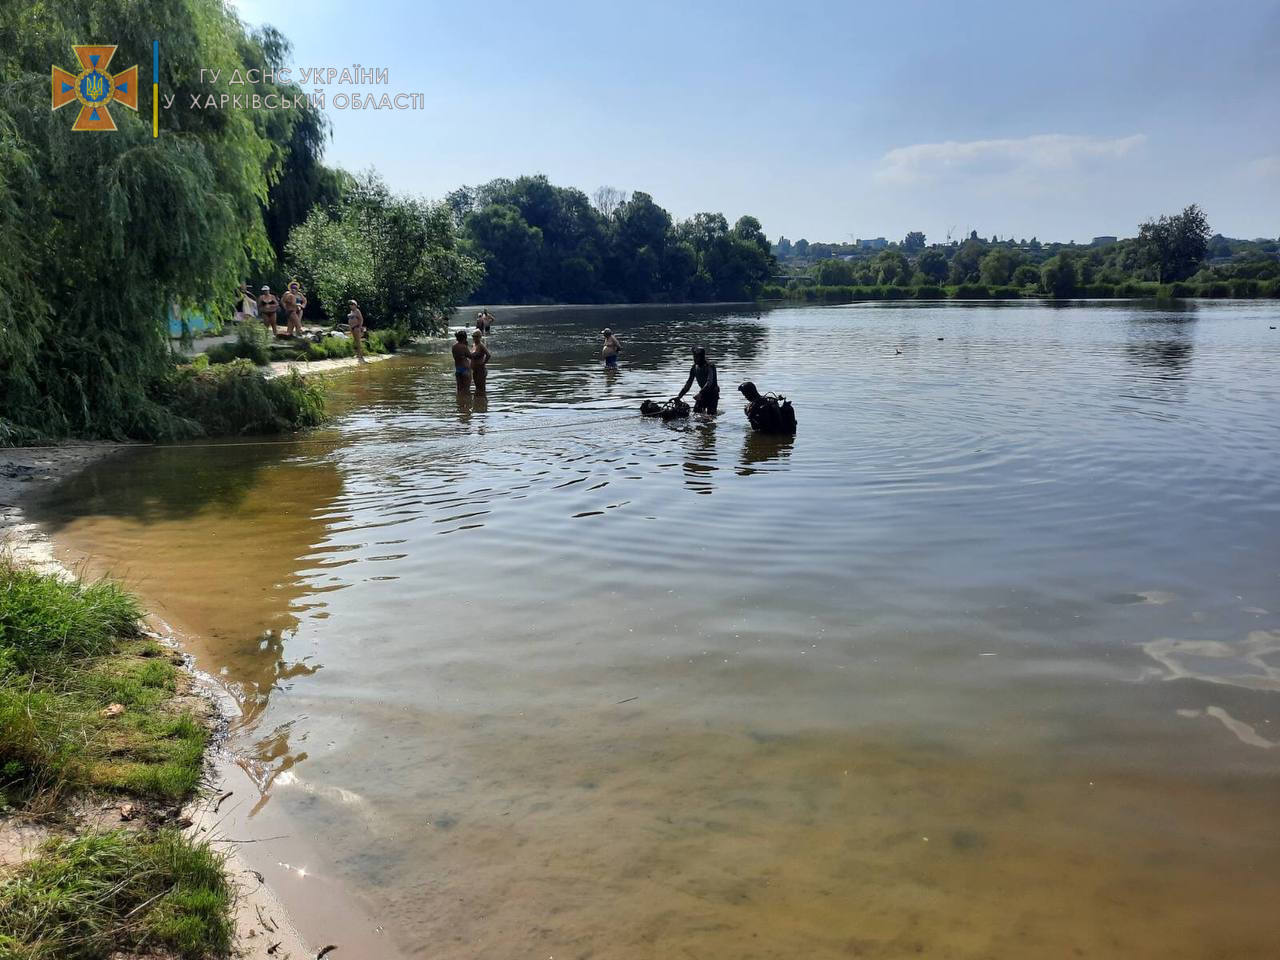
[156, 360, 326, 437]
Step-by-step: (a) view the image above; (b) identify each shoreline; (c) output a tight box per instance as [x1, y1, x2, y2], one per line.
[0, 442, 315, 959]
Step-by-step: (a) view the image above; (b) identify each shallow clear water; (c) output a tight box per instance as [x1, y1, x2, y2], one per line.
[36, 301, 1280, 958]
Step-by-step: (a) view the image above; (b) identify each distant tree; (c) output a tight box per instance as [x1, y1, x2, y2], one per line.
[969, 229, 979, 242]
[1012, 264, 1041, 287]
[288, 173, 481, 333]
[979, 249, 1014, 286]
[1028, 237, 1042, 252]
[902, 231, 926, 253]
[1040, 252, 1079, 298]
[917, 249, 949, 284]
[793, 238, 810, 258]
[949, 238, 986, 284]
[1207, 234, 1232, 259]
[461, 203, 543, 303]
[592, 185, 627, 219]
[815, 259, 857, 285]
[775, 236, 793, 258]
[873, 250, 911, 285]
[1135, 203, 1211, 282]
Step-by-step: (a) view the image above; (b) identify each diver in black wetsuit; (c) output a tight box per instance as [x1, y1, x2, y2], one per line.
[675, 346, 719, 414]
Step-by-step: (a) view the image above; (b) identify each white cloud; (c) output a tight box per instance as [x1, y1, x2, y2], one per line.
[876, 133, 1147, 187]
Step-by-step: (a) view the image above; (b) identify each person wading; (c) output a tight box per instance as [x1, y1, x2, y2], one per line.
[602, 328, 621, 368]
[347, 300, 366, 363]
[676, 346, 719, 414]
[470, 329, 491, 393]
[257, 285, 279, 337]
[452, 329, 472, 391]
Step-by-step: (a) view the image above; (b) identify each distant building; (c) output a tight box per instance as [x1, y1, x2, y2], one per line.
[856, 237, 888, 250]
[1091, 236, 1118, 246]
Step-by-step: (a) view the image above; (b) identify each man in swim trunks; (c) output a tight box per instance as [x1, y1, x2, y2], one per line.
[602, 328, 621, 368]
[452, 329, 472, 391]
[676, 346, 719, 414]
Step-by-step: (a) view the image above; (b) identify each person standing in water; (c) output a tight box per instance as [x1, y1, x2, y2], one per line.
[347, 300, 366, 363]
[470, 329, 491, 392]
[475, 308, 494, 333]
[257, 285, 279, 336]
[452, 329, 472, 391]
[602, 328, 621, 368]
[676, 346, 720, 413]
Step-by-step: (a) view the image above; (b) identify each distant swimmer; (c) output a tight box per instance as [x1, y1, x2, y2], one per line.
[475, 308, 495, 333]
[602, 328, 621, 368]
[676, 346, 719, 414]
[470, 329, 490, 393]
[452, 329, 472, 391]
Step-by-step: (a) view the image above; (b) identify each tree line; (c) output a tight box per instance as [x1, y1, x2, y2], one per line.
[774, 206, 1280, 300]
[445, 176, 775, 304]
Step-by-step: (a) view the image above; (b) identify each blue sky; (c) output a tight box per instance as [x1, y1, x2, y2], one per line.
[231, 0, 1279, 243]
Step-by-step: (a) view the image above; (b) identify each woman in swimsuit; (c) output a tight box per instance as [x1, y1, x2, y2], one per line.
[470, 330, 491, 392]
[452, 329, 472, 391]
[347, 300, 366, 362]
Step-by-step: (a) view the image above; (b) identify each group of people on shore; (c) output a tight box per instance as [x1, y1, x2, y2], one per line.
[236, 281, 369, 361]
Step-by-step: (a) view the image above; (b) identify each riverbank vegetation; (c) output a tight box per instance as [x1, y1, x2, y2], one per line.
[771, 205, 1280, 304]
[0, 561, 231, 958]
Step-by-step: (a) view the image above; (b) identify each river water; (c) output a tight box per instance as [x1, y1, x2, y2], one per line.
[34, 302, 1280, 958]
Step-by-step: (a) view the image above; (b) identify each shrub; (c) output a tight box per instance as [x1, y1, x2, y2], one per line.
[1079, 283, 1116, 298]
[1204, 281, 1232, 298]
[913, 285, 945, 300]
[1115, 281, 1160, 298]
[1230, 278, 1260, 298]
[159, 360, 325, 436]
[952, 284, 990, 299]
[988, 285, 1024, 299]
[1159, 282, 1197, 299]
[205, 322, 272, 366]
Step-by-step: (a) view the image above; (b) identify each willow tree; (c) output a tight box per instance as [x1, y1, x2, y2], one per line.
[0, 1, 295, 439]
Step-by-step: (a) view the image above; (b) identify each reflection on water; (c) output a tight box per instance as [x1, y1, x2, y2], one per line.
[34, 301, 1280, 958]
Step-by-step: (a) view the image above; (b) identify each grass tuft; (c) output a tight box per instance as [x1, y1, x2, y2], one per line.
[0, 829, 233, 960]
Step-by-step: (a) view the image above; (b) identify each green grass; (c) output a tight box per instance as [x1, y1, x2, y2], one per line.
[0, 564, 206, 810]
[0, 829, 233, 960]
[0, 566, 141, 673]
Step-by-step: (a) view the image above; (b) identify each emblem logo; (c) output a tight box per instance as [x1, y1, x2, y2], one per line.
[52, 45, 138, 132]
